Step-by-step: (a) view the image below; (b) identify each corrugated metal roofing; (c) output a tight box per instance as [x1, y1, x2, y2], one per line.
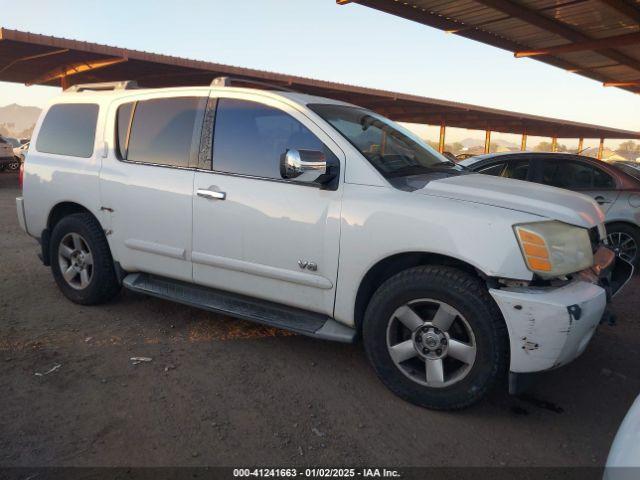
[0, 26, 638, 139]
[343, 0, 640, 94]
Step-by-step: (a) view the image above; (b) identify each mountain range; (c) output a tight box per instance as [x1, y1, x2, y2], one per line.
[0, 103, 42, 138]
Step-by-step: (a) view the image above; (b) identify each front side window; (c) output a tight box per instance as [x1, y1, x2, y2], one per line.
[212, 98, 330, 179]
[478, 162, 505, 176]
[123, 97, 206, 168]
[309, 103, 460, 179]
[36, 103, 99, 158]
[502, 160, 529, 181]
[540, 160, 615, 190]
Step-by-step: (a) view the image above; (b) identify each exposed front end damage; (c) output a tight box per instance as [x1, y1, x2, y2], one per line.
[489, 246, 632, 378]
[490, 280, 606, 373]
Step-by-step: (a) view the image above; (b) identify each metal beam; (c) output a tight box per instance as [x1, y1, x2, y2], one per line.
[438, 124, 446, 153]
[26, 56, 127, 86]
[599, 0, 640, 23]
[604, 80, 640, 87]
[598, 138, 605, 160]
[514, 31, 640, 58]
[551, 137, 558, 152]
[484, 130, 492, 154]
[521, 133, 527, 151]
[578, 138, 584, 153]
[476, 0, 640, 79]
[0, 48, 68, 74]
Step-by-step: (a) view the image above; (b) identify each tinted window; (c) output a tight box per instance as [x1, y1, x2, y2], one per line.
[126, 97, 205, 167]
[502, 160, 529, 180]
[36, 103, 99, 158]
[477, 162, 505, 176]
[116, 102, 134, 160]
[540, 160, 615, 189]
[212, 99, 328, 179]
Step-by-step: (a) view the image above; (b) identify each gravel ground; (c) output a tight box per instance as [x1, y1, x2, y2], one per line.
[1, 171, 638, 470]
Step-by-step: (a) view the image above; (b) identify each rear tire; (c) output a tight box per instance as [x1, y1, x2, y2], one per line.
[50, 213, 121, 305]
[363, 265, 508, 410]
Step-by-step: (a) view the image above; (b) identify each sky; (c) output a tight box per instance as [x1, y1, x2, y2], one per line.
[1, 0, 639, 148]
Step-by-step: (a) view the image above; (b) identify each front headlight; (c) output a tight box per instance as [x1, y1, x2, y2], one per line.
[514, 221, 593, 279]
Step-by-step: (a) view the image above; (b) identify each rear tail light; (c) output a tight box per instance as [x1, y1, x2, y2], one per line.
[18, 160, 24, 189]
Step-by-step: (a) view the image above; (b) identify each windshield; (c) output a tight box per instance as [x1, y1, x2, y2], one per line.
[309, 104, 463, 179]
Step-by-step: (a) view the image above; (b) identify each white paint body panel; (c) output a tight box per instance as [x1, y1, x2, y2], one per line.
[605, 394, 640, 479]
[19, 85, 611, 376]
[419, 173, 605, 228]
[490, 280, 606, 373]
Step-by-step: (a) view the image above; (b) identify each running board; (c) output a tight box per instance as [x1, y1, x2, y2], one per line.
[122, 273, 356, 343]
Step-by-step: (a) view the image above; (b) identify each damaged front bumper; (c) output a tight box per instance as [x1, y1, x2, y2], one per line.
[490, 246, 633, 375]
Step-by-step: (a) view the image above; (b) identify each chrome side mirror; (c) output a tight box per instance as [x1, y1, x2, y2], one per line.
[280, 149, 328, 183]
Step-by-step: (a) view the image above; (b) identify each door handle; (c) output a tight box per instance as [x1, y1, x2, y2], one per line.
[197, 188, 226, 200]
[594, 196, 610, 205]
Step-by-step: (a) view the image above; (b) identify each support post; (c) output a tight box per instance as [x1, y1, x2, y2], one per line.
[484, 130, 491, 154]
[60, 75, 70, 90]
[597, 138, 605, 160]
[438, 123, 446, 153]
[551, 137, 558, 152]
[577, 137, 584, 153]
[521, 133, 527, 151]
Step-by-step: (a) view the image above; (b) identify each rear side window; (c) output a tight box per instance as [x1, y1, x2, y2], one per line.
[36, 103, 99, 158]
[122, 97, 206, 168]
[212, 98, 328, 179]
[540, 160, 615, 190]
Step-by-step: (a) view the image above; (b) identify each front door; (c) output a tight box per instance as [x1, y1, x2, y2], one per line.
[192, 95, 343, 315]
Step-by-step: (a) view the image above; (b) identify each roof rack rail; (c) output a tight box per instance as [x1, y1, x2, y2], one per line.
[64, 80, 139, 93]
[211, 76, 295, 93]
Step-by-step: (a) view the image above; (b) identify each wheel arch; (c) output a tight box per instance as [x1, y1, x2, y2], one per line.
[604, 219, 640, 232]
[353, 251, 488, 333]
[41, 202, 101, 266]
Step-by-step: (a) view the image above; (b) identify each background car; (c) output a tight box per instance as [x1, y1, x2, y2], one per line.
[13, 140, 29, 165]
[0, 136, 16, 171]
[460, 152, 640, 268]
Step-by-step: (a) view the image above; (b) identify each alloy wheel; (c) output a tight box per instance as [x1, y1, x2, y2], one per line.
[607, 231, 638, 264]
[386, 299, 477, 388]
[58, 232, 94, 290]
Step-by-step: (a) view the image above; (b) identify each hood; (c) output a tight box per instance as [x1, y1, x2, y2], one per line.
[413, 173, 604, 228]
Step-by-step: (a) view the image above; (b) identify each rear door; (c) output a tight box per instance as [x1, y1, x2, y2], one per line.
[532, 157, 620, 212]
[100, 92, 206, 281]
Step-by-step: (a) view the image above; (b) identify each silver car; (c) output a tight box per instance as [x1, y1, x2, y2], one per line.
[460, 152, 640, 267]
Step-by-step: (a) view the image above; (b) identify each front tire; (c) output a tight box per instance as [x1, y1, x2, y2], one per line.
[50, 213, 121, 305]
[363, 266, 508, 410]
[606, 223, 640, 269]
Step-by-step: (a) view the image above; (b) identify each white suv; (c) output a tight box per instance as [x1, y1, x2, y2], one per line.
[16, 79, 630, 410]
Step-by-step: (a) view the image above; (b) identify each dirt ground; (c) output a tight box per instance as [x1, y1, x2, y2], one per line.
[1, 171, 639, 470]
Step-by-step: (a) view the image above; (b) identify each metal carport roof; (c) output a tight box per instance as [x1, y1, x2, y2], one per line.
[337, 0, 640, 95]
[0, 27, 638, 140]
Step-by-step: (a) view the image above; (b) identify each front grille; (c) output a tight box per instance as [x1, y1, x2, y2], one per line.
[588, 226, 601, 253]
